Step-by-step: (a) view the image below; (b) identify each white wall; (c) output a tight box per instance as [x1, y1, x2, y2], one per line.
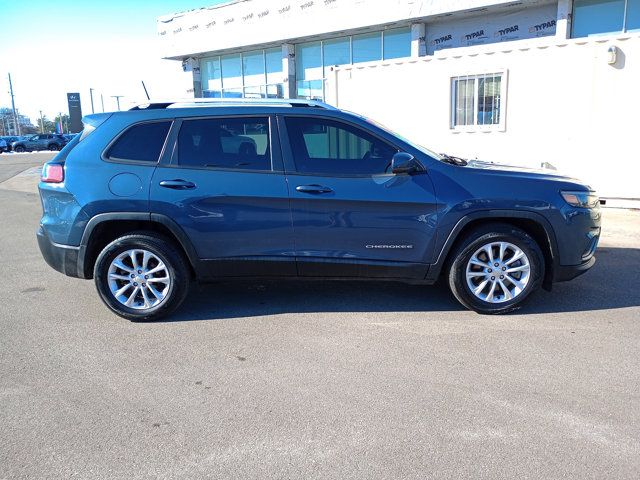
[157, 0, 552, 59]
[326, 33, 640, 199]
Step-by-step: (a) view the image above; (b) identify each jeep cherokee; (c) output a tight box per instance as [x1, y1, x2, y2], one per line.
[37, 99, 601, 320]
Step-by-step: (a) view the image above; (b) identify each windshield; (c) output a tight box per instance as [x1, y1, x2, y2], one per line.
[355, 114, 443, 160]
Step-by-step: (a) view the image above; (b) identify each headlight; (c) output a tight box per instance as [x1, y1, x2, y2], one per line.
[560, 191, 599, 209]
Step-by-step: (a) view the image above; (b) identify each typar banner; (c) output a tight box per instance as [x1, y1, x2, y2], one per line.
[427, 4, 557, 55]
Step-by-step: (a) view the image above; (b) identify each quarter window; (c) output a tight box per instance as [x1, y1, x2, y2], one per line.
[451, 73, 504, 129]
[176, 117, 271, 171]
[107, 121, 171, 162]
[285, 117, 397, 175]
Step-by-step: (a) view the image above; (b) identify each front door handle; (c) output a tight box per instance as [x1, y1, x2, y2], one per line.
[159, 179, 196, 190]
[296, 184, 333, 194]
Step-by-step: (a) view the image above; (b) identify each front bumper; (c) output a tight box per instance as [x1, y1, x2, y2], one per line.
[553, 256, 596, 282]
[37, 226, 81, 278]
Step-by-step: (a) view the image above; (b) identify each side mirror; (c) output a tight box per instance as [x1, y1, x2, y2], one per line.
[391, 152, 422, 175]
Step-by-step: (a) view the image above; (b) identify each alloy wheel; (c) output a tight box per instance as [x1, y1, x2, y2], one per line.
[107, 249, 172, 310]
[465, 241, 531, 303]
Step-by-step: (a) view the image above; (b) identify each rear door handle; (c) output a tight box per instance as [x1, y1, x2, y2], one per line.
[295, 184, 333, 194]
[159, 179, 196, 190]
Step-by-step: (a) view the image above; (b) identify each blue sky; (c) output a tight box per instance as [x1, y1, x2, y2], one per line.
[1, 0, 227, 123]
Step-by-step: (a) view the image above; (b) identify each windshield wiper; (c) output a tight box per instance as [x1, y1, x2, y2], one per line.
[439, 153, 468, 166]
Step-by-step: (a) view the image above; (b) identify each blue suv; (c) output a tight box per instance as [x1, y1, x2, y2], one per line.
[37, 99, 601, 321]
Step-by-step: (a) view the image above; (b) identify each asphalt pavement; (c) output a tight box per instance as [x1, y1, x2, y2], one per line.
[1, 154, 639, 479]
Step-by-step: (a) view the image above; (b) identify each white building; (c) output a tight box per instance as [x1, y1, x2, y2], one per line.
[157, 0, 640, 200]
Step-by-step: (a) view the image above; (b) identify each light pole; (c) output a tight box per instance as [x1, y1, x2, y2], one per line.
[89, 88, 95, 114]
[101, 94, 105, 113]
[8, 73, 20, 135]
[111, 95, 123, 111]
[39, 110, 44, 133]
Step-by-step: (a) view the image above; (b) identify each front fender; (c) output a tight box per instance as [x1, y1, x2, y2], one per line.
[425, 209, 559, 284]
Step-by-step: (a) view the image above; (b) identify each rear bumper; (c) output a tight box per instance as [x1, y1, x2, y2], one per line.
[37, 226, 81, 278]
[553, 256, 596, 282]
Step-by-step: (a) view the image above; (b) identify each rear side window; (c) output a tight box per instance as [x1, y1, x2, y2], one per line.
[107, 121, 171, 162]
[176, 117, 271, 171]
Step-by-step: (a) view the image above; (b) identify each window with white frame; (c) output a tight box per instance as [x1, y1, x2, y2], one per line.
[451, 73, 505, 129]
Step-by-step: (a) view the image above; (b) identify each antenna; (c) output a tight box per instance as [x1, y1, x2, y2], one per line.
[141, 81, 150, 100]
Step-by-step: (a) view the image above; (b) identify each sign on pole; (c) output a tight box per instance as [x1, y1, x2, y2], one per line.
[67, 93, 83, 133]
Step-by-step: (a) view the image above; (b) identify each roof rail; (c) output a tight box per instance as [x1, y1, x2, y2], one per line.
[129, 98, 337, 111]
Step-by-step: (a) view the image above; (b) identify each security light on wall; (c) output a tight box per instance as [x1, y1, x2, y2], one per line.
[182, 57, 198, 72]
[606, 46, 618, 65]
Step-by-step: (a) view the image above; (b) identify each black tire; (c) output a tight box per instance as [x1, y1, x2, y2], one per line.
[14, 145, 26, 153]
[48, 144, 60, 151]
[93, 232, 191, 321]
[447, 223, 544, 314]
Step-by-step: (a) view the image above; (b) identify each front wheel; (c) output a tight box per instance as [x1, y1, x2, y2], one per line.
[14, 145, 26, 153]
[448, 224, 544, 314]
[48, 144, 60, 151]
[94, 233, 190, 321]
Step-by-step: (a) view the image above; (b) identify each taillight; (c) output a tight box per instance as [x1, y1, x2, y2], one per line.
[41, 163, 64, 183]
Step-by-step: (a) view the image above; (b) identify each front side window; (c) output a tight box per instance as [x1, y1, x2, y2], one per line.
[451, 73, 504, 129]
[285, 117, 397, 175]
[107, 121, 171, 162]
[176, 117, 271, 171]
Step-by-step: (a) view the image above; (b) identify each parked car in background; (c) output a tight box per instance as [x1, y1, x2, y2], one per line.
[37, 99, 601, 321]
[1, 136, 22, 151]
[11, 133, 68, 152]
[0, 138, 6, 153]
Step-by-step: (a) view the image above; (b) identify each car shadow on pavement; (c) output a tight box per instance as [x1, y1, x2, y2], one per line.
[521, 246, 640, 315]
[168, 280, 464, 322]
[163, 247, 639, 322]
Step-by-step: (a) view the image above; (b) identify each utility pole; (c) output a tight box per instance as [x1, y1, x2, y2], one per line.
[89, 88, 95, 113]
[111, 95, 123, 111]
[39, 110, 44, 133]
[8, 73, 20, 136]
[101, 94, 105, 112]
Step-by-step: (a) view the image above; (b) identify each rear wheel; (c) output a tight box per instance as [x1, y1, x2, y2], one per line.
[94, 233, 190, 321]
[448, 224, 544, 314]
[48, 144, 60, 151]
[14, 145, 25, 153]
